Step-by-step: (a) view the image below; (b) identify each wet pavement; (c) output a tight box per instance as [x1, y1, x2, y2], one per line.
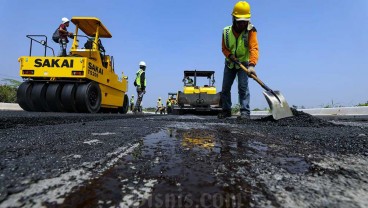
[0, 111, 367, 207]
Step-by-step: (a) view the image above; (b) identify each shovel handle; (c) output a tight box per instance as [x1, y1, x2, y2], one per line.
[235, 61, 272, 92]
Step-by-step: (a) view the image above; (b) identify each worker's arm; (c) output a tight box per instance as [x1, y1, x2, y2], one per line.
[140, 72, 145, 90]
[248, 28, 259, 67]
[59, 24, 72, 36]
[222, 35, 232, 58]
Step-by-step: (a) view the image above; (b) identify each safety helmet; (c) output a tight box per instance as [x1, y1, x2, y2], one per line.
[158, 97, 161, 100]
[132, 94, 134, 97]
[139, 61, 146, 67]
[232, 1, 251, 21]
[62, 17, 69, 24]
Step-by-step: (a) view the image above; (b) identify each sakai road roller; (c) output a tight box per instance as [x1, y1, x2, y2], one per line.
[172, 70, 222, 115]
[17, 17, 129, 113]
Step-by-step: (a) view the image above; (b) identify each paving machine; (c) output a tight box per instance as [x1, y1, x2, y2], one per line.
[17, 17, 129, 113]
[172, 70, 222, 115]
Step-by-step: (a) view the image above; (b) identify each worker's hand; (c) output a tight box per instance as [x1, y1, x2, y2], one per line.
[68, 32, 74, 38]
[228, 54, 238, 63]
[247, 66, 257, 76]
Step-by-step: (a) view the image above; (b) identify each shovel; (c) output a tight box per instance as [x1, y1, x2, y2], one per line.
[235, 61, 293, 120]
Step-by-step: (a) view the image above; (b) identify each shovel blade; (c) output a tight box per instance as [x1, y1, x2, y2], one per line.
[263, 90, 293, 120]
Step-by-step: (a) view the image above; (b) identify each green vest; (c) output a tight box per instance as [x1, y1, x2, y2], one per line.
[135, 69, 146, 87]
[130, 97, 134, 104]
[223, 24, 252, 69]
[157, 100, 162, 107]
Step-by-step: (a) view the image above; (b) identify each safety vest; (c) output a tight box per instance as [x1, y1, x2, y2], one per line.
[135, 69, 146, 87]
[130, 97, 134, 104]
[157, 100, 162, 107]
[167, 100, 172, 107]
[223, 24, 254, 69]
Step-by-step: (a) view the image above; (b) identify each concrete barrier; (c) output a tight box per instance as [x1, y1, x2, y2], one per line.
[251, 106, 368, 121]
[0, 103, 23, 111]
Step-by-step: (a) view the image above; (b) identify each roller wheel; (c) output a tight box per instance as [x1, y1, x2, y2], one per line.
[46, 83, 64, 112]
[118, 94, 129, 114]
[17, 82, 35, 111]
[75, 82, 101, 113]
[61, 83, 78, 112]
[31, 83, 49, 112]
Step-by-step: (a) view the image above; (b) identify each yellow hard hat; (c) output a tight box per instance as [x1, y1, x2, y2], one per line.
[232, 1, 251, 21]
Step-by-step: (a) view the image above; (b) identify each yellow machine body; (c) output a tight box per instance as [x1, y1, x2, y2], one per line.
[18, 56, 126, 108]
[183, 86, 217, 95]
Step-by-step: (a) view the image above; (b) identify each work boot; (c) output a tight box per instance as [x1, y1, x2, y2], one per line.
[218, 110, 232, 119]
[237, 112, 250, 120]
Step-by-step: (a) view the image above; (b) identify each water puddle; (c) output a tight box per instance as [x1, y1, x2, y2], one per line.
[54, 128, 250, 207]
[248, 141, 268, 152]
[274, 156, 310, 174]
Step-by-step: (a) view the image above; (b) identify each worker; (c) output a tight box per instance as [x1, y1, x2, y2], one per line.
[130, 95, 135, 111]
[218, 1, 259, 119]
[84, 37, 106, 67]
[185, 76, 194, 86]
[133, 61, 147, 113]
[58, 17, 74, 57]
[166, 98, 172, 114]
[160, 104, 166, 114]
[155, 97, 162, 114]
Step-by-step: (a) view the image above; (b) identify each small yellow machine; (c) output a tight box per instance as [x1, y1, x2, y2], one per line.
[17, 17, 128, 113]
[173, 70, 222, 115]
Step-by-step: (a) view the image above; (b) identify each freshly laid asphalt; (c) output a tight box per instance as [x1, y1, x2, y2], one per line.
[0, 111, 367, 207]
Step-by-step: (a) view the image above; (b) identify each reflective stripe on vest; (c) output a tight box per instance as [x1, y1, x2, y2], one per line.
[135, 69, 146, 87]
[223, 25, 252, 69]
[130, 98, 134, 104]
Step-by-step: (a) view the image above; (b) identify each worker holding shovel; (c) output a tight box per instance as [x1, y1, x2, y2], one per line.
[218, 1, 259, 119]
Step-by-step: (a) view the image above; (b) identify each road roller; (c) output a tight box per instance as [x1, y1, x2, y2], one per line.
[17, 17, 129, 113]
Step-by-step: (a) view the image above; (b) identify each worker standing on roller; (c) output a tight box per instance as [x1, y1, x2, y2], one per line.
[133, 61, 147, 113]
[58, 17, 74, 57]
[218, 1, 259, 119]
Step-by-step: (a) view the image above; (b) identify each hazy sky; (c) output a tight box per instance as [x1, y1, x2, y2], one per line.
[1, 0, 367, 109]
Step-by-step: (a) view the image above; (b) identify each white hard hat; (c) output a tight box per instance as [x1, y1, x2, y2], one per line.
[62, 17, 69, 24]
[132, 94, 134, 97]
[158, 97, 161, 100]
[139, 61, 146, 67]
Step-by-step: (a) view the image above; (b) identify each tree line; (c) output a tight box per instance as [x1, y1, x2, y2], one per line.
[0, 79, 21, 103]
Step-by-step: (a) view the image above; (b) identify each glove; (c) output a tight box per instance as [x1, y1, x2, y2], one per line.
[68, 32, 74, 38]
[247, 66, 257, 76]
[228, 54, 238, 63]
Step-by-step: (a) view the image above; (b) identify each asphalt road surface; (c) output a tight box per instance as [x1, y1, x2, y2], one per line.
[0, 111, 367, 208]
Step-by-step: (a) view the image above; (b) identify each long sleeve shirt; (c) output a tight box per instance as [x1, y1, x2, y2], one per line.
[222, 26, 259, 66]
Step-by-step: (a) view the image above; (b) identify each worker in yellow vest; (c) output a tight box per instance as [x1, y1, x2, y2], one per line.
[133, 61, 146, 113]
[218, 1, 259, 120]
[155, 97, 162, 114]
[166, 98, 172, 114]
[130, 95, 135, 111]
